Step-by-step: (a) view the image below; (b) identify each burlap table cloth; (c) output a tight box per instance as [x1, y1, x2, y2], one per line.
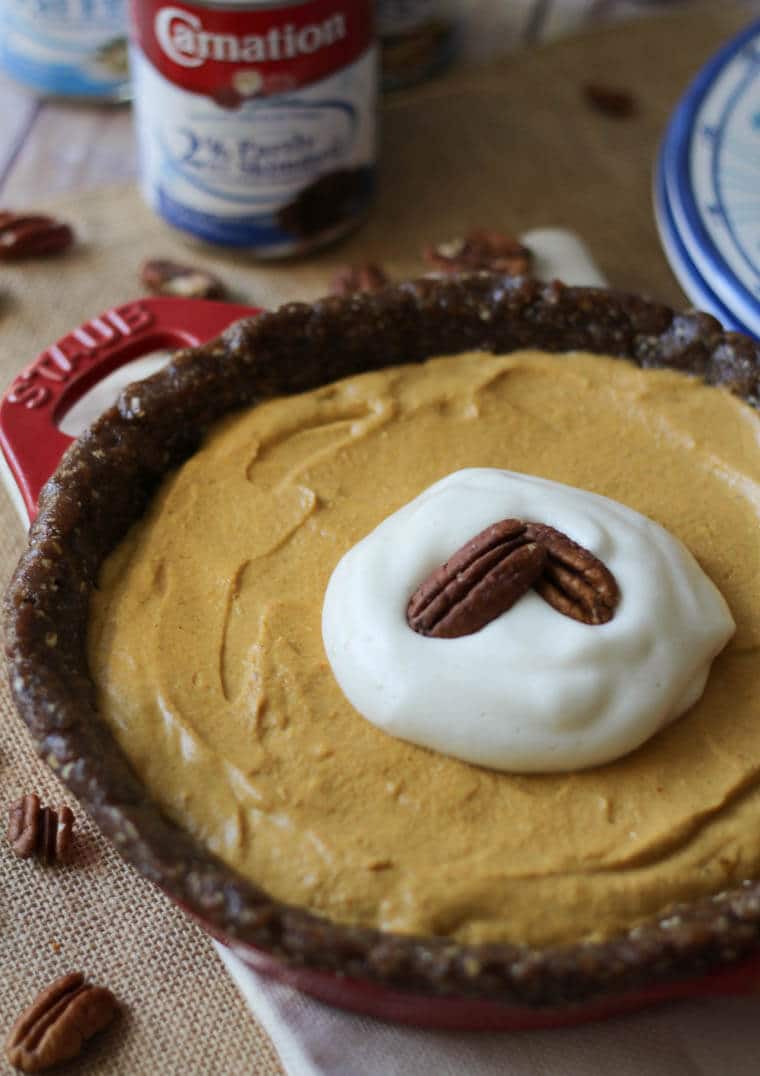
[0, 7, 750, 1072]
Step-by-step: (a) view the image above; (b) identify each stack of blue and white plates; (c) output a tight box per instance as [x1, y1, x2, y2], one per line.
[655, 19, 760, 338]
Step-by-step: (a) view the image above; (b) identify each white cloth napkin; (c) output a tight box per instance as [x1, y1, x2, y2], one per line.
[216, 230, 760, 1075]
[216, 944, 760, 1076]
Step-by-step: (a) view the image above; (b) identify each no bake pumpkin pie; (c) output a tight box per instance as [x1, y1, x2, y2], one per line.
[5, 276, 760, 1004]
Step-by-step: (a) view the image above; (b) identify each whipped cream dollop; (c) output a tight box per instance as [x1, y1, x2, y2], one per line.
[322, 469, 736, 773]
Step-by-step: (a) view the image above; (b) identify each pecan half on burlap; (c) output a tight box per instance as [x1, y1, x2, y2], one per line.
[140, 258, 227, 300]
[0, 213, 74, 260]
[5, 973, 118, 1073]
[583, 82, 637, 119]
[7, 794, 74, 865]
[424, 230, 532, 276]
[329, 263, 390, 297]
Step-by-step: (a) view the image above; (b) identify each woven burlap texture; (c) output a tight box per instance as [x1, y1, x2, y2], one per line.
[0, 8, 744, 1072]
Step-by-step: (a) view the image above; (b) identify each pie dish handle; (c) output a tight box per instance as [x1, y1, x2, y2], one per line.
[0, 296, 259, 524]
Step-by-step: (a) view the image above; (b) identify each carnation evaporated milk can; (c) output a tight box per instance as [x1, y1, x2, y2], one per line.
[129, 0, 376, 256]
[0, 0, 130, 99]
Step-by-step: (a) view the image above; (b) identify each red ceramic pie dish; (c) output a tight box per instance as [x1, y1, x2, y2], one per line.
[3, 276, 760, 1029]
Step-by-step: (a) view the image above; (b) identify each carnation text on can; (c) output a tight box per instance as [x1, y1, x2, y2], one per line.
[130, 0, 377, 255]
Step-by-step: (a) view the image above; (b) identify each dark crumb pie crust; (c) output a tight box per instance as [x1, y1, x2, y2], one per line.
[4, 274, 760, 1007]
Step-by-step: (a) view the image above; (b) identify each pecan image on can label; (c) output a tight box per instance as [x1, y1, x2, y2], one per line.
[277, 167, 373, 238]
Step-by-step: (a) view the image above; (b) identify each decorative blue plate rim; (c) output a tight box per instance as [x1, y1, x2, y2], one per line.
[660, 18, 760, 336]
[654, 157, 750, 335]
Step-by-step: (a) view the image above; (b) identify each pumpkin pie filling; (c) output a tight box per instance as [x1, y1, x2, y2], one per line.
[87, 348, 760, 948]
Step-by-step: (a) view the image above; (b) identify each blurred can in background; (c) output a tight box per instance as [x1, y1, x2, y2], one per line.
[129, 0, 376, 257]
[377, 0, 459, 91]
[0, 0, 129, 100]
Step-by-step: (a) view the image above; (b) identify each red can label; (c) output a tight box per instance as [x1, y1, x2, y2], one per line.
[130, 0, 376, 253]
[134, 0, 372, 100]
